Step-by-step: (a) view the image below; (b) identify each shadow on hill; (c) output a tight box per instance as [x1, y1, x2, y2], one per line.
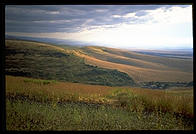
[5, 40, 135, 87]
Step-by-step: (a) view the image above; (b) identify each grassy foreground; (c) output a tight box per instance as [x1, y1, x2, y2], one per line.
[6, 75, 193, 130]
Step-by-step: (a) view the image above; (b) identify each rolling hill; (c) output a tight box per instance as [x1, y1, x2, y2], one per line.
[5, 40, 193, 130]
[5, 40, 135, 86]
[71, 46, 193, 83]
[5, 39, 193, 87]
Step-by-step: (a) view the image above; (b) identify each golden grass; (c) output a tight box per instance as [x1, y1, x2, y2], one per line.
[86, 46, 173, 70]
[6, 75, 193, 119]
[6, 75, 113, 97]
[73, 50, 192, 82]
[108, 87, 193, 119]
[6, 40, 192, 83]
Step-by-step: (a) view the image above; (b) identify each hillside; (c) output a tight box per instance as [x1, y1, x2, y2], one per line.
[5, 39, 193, 87]
[71, 46, 193, 83]
[5, 40, 193, 130]
[5, 40, 135, 86]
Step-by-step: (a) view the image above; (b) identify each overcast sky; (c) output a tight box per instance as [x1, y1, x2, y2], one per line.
[5, 5, 193, 49]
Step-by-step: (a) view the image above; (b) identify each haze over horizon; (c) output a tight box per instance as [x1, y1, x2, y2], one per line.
[5, 5, 193, 49]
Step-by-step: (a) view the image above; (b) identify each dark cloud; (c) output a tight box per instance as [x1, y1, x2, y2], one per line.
[5, 5, 189, 33]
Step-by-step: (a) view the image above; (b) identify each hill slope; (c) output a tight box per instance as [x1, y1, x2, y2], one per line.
[5, 40, 135, 86]
[5, 39, 193, 84]
[71, 46, 193, 82]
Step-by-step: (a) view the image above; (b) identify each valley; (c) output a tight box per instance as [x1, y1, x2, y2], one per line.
[5, 4, 193, 131]
[5, 39, 193, 130]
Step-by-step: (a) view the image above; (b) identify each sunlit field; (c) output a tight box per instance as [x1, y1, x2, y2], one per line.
[6, 75, 193, 130]
[5, 5, 193, 131]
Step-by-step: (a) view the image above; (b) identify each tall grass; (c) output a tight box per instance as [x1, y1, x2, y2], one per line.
[7, 99, 191, 130]
[107, 88, 193, 119]
[6, 75, 193, 130]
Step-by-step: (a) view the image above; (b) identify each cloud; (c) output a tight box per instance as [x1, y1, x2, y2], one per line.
[5, 5, 193, 49]
[123, 13, 137, 18]
[111, 5, 192, 25]
[112, 15, 121, 18]
[95, 9, 108, 13]
[5, 5, 165, 33]
[143, 5, 192, 24]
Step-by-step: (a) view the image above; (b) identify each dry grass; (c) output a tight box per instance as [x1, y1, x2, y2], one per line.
[6, 75, 113, 104]
[73, 50, 192, 82]
[85, 46, 172, 71]
[6, 40, 192, 83]
[6, 75, 193, 119]
[111, 87, 194, 119]
[6, 75, 193, 130]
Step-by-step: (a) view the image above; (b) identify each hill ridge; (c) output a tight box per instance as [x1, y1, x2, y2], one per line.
[5, 39, 193, 83]
[5, 39, 135, 86]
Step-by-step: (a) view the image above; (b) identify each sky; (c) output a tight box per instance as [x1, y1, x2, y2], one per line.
[5, 5, 193, 49]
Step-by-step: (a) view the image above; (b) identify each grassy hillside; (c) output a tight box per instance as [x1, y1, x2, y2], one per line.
[5, 39, 193, 130]
[73, 46, 193, 82]
[5, 40, 134, 86]
[6, 75, 193, 130]
[6, 39, 192, 84]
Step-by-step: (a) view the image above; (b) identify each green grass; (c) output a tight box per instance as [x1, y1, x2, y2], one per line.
[5, 40, 134, 86]
[6, 75, 193, 130]
[7, 99, 191, 130]
[106, 88, 193, 119]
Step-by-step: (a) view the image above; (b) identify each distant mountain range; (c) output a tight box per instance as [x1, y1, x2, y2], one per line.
[5, 35, 193, 52]
[5, 35, 91, 46]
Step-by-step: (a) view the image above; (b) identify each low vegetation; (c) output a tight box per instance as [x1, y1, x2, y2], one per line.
[138, 81, 193, 89]
[6, 75, 193, 130]
[23, 79, 57, 85]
